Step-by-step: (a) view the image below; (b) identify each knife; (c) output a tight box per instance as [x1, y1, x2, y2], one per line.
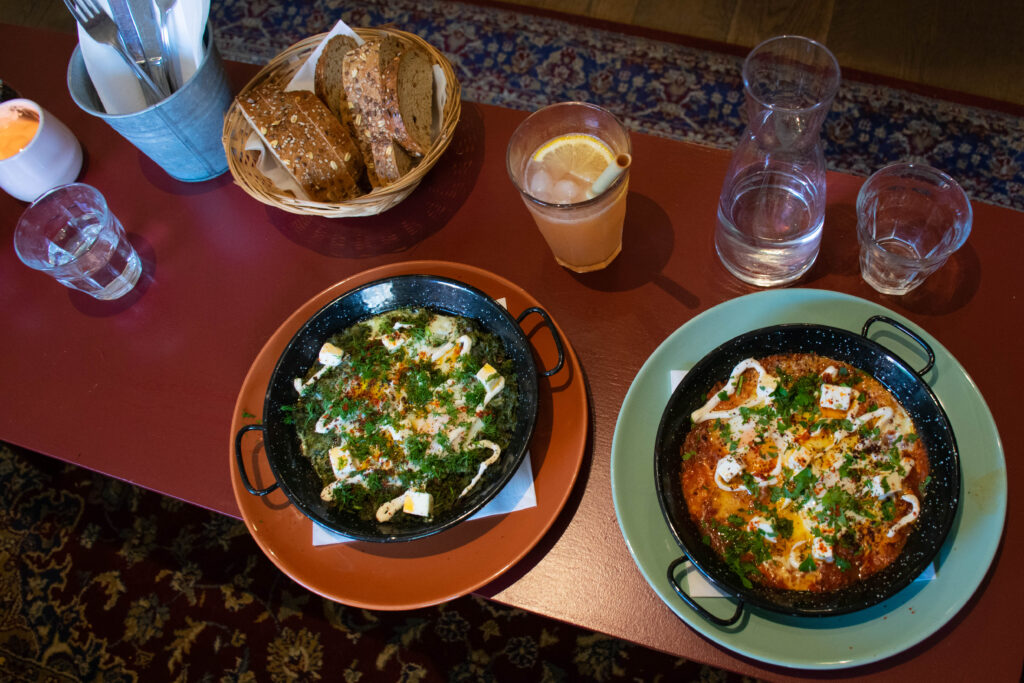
[106, 0, 147, 69]
[109, 0, 172, 98]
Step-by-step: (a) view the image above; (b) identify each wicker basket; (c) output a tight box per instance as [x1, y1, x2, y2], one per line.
[222, 28, 461, 217]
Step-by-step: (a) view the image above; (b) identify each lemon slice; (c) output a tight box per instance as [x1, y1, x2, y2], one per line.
[532, 133, 615, 182]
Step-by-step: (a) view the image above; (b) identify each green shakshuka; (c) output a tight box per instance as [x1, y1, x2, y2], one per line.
[288, 308, 518, 524]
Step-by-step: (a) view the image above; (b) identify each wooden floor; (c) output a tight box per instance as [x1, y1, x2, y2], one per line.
[505, 0, 1024, 107]
[4, 0, 1023, 107]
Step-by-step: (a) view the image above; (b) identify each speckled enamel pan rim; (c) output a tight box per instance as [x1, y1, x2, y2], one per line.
[259, 274, 540, 543]
[654, 321, 961, 617]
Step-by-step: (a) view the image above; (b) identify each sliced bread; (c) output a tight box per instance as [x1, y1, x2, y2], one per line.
[238, 86, 366, 202]
[341, 35, 403, 145]
[371, 138, 416, 184]
[342, 35, 420, 187]
[382, 46, 435, 156]
[313, 34, 358, 122]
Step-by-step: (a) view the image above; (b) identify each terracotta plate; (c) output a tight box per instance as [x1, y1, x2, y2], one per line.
[230, 260, 588, 609]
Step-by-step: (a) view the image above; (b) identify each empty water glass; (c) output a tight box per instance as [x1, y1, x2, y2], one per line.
[856, 163, 972, 295]
[14, 183, 142, 300]
[715, 36, 841, 287]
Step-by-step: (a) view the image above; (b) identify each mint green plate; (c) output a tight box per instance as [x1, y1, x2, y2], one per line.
[610, 289, 1006, 669]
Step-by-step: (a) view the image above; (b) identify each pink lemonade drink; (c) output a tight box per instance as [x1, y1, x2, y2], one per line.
[507, 102, 632, 272]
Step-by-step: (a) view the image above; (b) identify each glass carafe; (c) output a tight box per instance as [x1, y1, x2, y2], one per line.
[715, 36, 841, 287]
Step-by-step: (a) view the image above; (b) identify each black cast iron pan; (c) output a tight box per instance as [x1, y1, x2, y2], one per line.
[654, 316, 960, 624]
[235, 275, 565, 542]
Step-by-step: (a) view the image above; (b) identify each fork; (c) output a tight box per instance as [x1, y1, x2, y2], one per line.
[64, 0, 168, 104]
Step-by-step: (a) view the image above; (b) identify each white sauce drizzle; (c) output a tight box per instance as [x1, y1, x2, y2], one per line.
[886, 494, 920, 537]
[691, 359, 778, 423]
[692, 357, 925, 583]
[296, 313, 511, 521]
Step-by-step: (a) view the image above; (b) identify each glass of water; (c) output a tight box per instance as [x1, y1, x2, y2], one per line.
[715, 35, 841, 287]
[13, 183, 142, 300]
[857, 163, 972, 295]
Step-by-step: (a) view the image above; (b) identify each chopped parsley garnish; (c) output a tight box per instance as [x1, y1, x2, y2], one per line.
[681, 356, 927, 592]
[290, 308, 518, 524]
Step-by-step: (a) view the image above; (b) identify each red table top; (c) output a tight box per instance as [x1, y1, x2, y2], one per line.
[1, 24, 1019, 682]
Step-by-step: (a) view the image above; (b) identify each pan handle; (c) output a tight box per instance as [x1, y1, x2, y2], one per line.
[234, 424, 280, 496]
[862, 315, 935, 376]
[667, 556, 744, 627]
[517, 306, 565, 377]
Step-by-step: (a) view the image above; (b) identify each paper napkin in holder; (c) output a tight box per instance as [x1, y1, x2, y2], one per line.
[76, 0, 209, 115]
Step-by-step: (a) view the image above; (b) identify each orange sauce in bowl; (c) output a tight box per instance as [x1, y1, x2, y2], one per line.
[0, 109, 40, 160]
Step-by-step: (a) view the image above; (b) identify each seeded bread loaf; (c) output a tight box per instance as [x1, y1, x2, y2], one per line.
[341, 35, 402, 144]
[381, 47, 435, 156]
[238, 85, 366, 202]
[342, 35, 431, 185]
[241, 31, 438, 200]
[312, 34, 379, 185]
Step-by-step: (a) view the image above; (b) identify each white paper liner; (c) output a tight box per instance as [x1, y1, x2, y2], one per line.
[668, 369, 935, 598]
[243, 18, 449, 201]
[313, 449, 537, 545]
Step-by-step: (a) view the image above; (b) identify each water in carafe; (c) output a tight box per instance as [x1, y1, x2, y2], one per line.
[715, 36, 840, 287]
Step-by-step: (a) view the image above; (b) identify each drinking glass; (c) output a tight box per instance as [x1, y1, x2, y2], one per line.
[715, 36, 841, 287]
[856, 163, 972, 295]
[14, 183, 142, 300]
[507, 102, 632, 272]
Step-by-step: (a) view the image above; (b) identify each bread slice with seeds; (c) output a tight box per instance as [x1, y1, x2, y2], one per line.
[314, 34, 359, 122]
[342, 35, 419, 186]
[372, 138, 416, 184]
[238, 85, 365, 202]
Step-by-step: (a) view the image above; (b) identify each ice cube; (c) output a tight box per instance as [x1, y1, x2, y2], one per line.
[551, 178, 583, 204]
[527, 167, 553, 201]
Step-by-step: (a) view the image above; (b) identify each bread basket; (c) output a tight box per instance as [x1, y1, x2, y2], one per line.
[222, 28, 461, 217]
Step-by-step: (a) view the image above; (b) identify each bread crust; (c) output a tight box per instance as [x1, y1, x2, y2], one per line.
[314, 35, 359, 122]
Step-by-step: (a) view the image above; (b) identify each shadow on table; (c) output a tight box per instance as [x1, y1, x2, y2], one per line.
[568, 192, 691, 299]
[260, 102, 486, 259]
[813, 200, 981, 315]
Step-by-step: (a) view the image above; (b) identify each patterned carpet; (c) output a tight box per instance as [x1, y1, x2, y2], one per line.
[5, 0, 1021, 681]
[0, 442, 753, 682]
[211, 0, 1024, 212]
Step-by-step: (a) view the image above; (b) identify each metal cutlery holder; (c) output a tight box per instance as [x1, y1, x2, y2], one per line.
[67, 28, 231, 182]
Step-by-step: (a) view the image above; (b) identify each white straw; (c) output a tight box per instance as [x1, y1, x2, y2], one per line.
[586, 153, 632, 199]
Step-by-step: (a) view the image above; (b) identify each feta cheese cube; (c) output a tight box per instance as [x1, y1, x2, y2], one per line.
[403, 491, 434, 517]
[820, 383, 853, 411]
[475, 363, 505, 406]
[715, 455, 743, 483]
[319, 342, 344, 366]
